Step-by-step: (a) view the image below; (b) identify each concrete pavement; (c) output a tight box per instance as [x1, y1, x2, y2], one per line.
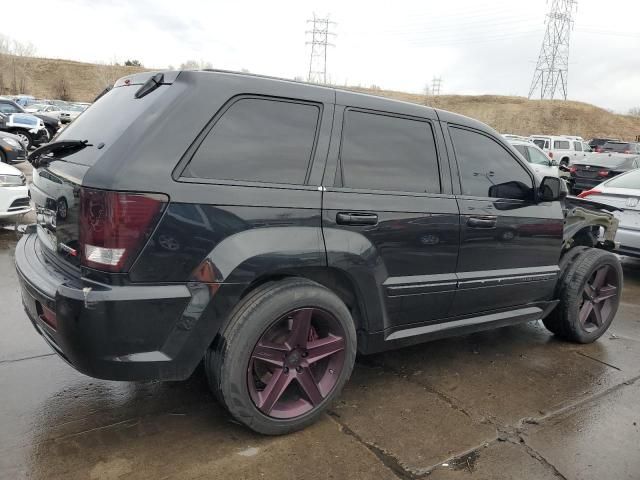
[1, 180, 639, 478]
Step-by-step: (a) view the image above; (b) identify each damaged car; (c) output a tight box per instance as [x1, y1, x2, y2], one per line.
[15, 70, 623, 435]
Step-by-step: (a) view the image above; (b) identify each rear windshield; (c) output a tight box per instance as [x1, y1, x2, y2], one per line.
[603, 142, 631, 152]
[605, 169, 640, 189]
[532, 139, 545, 149]
[589, 139, 610, 146]
[554, 140, 570, 149]
[55, 85, 166, 166]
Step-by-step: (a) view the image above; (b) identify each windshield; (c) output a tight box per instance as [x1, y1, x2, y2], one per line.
[605, 169, 640, 189]
[528, 147, 551, 165]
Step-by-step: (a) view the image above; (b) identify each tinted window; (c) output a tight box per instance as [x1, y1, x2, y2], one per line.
[603, 142, 630, 153]
[605, 169, 640, 189]
[554, 140, 570, 149]
[532, 139, 546, 149]
[339, 110, 440, 193]
[574, 141, 582, 152]
[451, 127, 533, 200]
[185, 98, 319, 185]
[527, 146, 551, 166]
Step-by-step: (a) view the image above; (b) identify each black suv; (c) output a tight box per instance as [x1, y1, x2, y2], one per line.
[15, 71, 623, 435]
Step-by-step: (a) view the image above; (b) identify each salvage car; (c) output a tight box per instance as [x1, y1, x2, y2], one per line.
[0, 162, 30, 222]
[0, 111, 48, 149]
[578, 169, 640, 257]
[16, 70, 623, 435]
[0, 97, 61, 144]
[0, 131, 27, 164]
[569, 154, 640, 193]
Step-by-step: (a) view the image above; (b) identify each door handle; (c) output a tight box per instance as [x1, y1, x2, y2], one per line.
[467, 215, 497, 228]
[336, 212, 379, 226]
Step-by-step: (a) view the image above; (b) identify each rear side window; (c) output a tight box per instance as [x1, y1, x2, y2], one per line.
[184, 98, 320, 185]
[513, 144, 530, 161]
[532, 139, 546, 149]
[554, 140, 570, 149]
[450, 127, 533, 200]
[339, 110, 440, 193]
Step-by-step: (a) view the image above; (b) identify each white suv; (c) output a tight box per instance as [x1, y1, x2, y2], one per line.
[529, 135, 591, 166]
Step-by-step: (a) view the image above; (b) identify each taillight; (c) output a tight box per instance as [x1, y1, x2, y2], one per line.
[569, 166, 577, 174]
[548, 151, 553, 158]
[595, 146, 603, 153]
[578, 189, 602, 199]
[598, 170, 609, 177]
[79, 188, 167, 272]
[624, 150, 632, 154]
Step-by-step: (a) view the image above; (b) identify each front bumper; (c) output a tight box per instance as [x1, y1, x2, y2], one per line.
[0, 185, 31, 219]
[15, 233, 237, 381]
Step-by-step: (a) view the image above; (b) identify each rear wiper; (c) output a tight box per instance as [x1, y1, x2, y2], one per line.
[29, 140, 92, 168]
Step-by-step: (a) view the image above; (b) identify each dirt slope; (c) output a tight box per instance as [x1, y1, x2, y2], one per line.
[4, 54, 640, 140]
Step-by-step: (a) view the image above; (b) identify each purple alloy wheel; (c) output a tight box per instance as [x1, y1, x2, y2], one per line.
[248, 308, 346, 419]
[579, 264, 619, 333]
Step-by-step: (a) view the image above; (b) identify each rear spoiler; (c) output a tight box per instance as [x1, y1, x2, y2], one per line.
[113, 71, 180, 88]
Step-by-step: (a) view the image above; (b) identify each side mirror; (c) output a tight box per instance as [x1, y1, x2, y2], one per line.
[539, 176, 567, 202]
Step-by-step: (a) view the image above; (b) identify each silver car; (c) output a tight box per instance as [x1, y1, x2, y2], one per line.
[579, 169, 640, 257]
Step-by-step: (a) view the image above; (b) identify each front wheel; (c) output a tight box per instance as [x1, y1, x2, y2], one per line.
[543, 249, 622, 343]
[206, 278, 357, 435]
[11, 130, 32, 149]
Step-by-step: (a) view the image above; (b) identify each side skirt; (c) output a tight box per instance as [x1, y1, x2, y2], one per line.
[358, 300, 559, 355]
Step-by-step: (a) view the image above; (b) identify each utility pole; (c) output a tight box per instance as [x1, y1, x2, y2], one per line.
[431, 76, 442, 96]
[528, 0, 577, 100]
[306, 14, 335, 84]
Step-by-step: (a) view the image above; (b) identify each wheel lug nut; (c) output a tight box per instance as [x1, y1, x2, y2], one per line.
[296, 366, 302, 373]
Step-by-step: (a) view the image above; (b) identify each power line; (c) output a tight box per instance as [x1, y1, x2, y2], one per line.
[306, 14, 336, 84]
[431, 76, 442, 95]
[528, 0, 578, 100]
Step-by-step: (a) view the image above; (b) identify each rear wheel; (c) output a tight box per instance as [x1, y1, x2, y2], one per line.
[543, 249, 622, 343]
[206, 278, 357, 435]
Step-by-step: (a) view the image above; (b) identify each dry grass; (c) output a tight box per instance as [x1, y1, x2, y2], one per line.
[347, 87, 640, 141]
[4, 54, 640, 141]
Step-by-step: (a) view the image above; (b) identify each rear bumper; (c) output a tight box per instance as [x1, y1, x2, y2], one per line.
[14, 233, 238, 381]
[571, 177, 603, 191]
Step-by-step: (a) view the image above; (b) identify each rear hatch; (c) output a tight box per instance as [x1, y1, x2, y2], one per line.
[32, 72, 177, 269]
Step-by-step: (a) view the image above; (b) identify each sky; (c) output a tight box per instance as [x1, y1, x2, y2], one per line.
[4, 0, 640, 112]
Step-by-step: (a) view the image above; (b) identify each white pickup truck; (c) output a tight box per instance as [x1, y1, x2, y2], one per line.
[529, 135, 592, 166]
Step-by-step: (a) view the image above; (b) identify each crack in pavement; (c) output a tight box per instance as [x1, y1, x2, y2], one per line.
[0, 352, 56, 365]
[574, 350, 622, 371]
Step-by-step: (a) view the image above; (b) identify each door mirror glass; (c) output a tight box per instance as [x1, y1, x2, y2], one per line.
[539, 176, 567, 202]
[488, 181, 533, 201]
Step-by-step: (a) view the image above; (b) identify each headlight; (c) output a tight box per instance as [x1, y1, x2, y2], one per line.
[2, 138, 21, 149]
[0, 174, 26, 187]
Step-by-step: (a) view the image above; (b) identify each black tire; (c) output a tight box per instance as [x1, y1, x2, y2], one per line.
[10, 130, 32, 149]
[57, 197, 68, 220]
[543, 249, 622, 343]
[205, 278, 357, 435]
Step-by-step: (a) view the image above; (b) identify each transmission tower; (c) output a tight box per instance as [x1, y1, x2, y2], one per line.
[528, 0, 577, 100]
[306, 14, 335, 84]
[431, 76, 442, 96]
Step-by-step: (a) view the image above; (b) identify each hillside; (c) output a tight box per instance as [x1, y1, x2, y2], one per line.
[2, 54, 640, 141]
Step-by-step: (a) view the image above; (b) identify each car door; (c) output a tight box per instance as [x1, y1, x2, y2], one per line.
[322, 99, 459, 332]
[573, 141, 583, 161]
[443, 122, 564, 317]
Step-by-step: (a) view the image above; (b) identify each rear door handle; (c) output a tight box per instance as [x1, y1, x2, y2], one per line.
[467, 215, 497, 228]
[336, 212, 379, 226]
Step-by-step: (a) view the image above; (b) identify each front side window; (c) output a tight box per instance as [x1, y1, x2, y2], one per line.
[554, 140, 570, 150]
[184, 98, 320, 185]
[532, 139, 545, 149]
[513, 144, 530, 161]
[450, 127, 533, 200]
[339, 110, 440, 193]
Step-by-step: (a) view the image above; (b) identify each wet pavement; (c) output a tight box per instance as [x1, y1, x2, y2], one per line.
[1, 166, 639, 479]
